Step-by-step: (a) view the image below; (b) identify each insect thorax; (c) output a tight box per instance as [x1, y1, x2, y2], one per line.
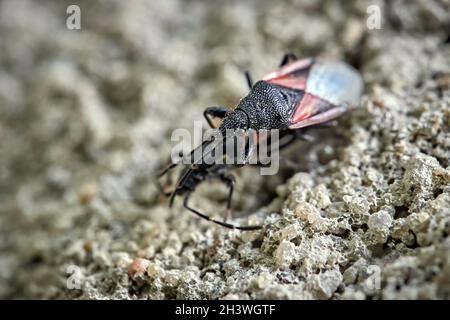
[236, 81, 303, 130]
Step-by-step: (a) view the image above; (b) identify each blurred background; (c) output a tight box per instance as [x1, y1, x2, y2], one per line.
[0, 0, 449, 299]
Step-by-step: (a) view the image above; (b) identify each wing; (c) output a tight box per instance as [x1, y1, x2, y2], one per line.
[264, 58, 363, 130]
[289, 60, 363, 129]
[262, 57, 315, 90]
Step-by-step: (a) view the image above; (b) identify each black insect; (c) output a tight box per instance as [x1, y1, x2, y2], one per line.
[158, 53, 363, 230]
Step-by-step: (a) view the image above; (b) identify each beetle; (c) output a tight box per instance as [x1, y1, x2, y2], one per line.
[158, 53, 363, 230]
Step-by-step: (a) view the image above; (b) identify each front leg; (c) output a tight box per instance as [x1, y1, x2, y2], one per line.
[203, 106, 231, 128]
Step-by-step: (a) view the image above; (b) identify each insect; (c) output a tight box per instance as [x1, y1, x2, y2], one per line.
[158, 53, 363, 230]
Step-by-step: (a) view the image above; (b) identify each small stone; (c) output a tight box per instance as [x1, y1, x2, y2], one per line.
[343, 267, 358, 285]
[279, 223, 302, 241]
[147, 263, 165, 279]
[128, 258, 151, 279]
[343, 259, 367, 285]
[274, 240, 297, 268]
[78, 181, 98, 205]
[310, 269, 343, 299]
[368, 210, 393, 231]
[366, 168, 380, 183]
[310, 184, 332, 209]
[295, 201, 328, 231]
[164, 270, 181, 287]
[343, 194, 370, 216]
[112, 252, 132, 269]
[407, 212, 430, 233]
[253, 271, 275, 289]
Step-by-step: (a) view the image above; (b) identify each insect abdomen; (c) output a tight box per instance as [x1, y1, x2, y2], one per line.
[306, 60, 363, 107]
[289, 60, 362, 128]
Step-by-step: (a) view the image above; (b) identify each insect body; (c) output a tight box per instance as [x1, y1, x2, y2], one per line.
[159, 54, 363, 230]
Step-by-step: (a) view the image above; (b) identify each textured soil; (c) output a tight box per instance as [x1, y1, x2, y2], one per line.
[1, 0, 450, 299]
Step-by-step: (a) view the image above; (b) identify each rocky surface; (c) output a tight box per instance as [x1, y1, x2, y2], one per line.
[0, 0, 449, 299]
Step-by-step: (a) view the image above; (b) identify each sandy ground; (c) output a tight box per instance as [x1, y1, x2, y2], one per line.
[1, 0, 450, 299]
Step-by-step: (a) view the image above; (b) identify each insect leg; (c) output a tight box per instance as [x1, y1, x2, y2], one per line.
[247, 131, 295, 168]
[156, 161, 180, 197]
[220, 173, 236, 222]
[157, 162, 178, 178]
[279, 53, 298, 67]
[157, 145, 186, 178]
[267, 130, 298, 152]
[263, 131, 309, 170]
[277, 132, 297, 149]
[310, 120, 338, 129]
[203, 106, 230, 128]
[252, 130, 313, 168]
[156, 147, 188, 196]
[244, 71, 253, 89]
[296, 132, 315, 142]
[283, 129, 315, 144]
[169, 167, 194, 207]
[183, 192, 262, 231]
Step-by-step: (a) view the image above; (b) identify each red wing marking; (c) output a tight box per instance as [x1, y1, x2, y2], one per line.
[263, 58, 314, 79]
[261, 58, 359, 129]
[266, 76, 308, 91]
[289, 92, 347, 129]
[262, 58, 314, 91]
